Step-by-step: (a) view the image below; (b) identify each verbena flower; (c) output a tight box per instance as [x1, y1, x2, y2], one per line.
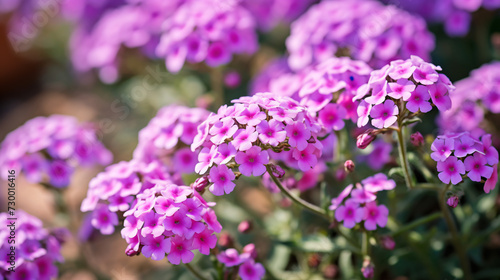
[217, 244, 265, 280]
[438, 62, 500, 134]
[330, 173, 395, 230]
[286, 0, 434, 70]
[383, 0, 500, 37]
[133, 105, 210, 183]
[81, 160, 171, 234]
[191, 93, 323, 196]
[431, 132, 499, 191]
[242, 0, 314, 31]
[0, 115, 112, 188]
[0, 210, 66, 280]
[355, 56, 454, 129]
[122, 182, 221, 264]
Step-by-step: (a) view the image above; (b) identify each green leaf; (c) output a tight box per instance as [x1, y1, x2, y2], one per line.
[339, 250, 354, 279]
[388, 167, 405, 179]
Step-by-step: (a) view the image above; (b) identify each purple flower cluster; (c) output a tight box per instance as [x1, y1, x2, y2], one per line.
[330, 173, 395, 230]
[384, 0, 500, 36]
[438, 62, 500, 134]
[81, 160, 170, 235]
[297, 57, 372, 128]
[217, 244, 265, 280]
[0, 210, 65, 280]
[191, 93, 323, 196]
[133, 105, 210, 182]
[286, 0, 435, 71]
[156, 0, 258, 73]
[355, 56, 454, 129]
[430, 132, 499, 192]
[68, 0, 184, 82]
[121, 182, 221, 264]
[66, 0, 258, 82]
[0, 115, 112, 188]
[242, 0, 314, 31]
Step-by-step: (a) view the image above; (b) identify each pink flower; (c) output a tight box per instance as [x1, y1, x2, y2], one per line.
[362, 202, 389, 231]
[431, 138, 454, 162]
[453, 134, 476, 158]
[195, 146, 216, 174]
[233, 127, 258, 151]
[406, 85, 432, 113]
[437, 156, 466, 184]
[217, 248, 245, 267]
[318, 103, 347, 131]
[329, 184, 354, 211]
[464, 153, 493, 182]
[163, 209, 192, 236]
[192, 229, 217, 255]
[361, 173, 396, 193]
[351, 187, 377, 204]
[213, 143, 237, 165]
[413, 64, 439, 85]
[209, 118, 238, 145]
[286, 122, 311, 151]
[292, 145, 318, 171]
[484, 164, 498, 193]
[174, 148, 198, 173]
[370, 100, 398, 128]
[334, 199, 364, 228]
[141, 235, 171, 261]
[428, 83, 451, 111]
[387, 79, 415, 100]
[168, 237, 194, 265]
[235, 146, 269, 177]
[239, 259, 266, 280]
[208, 165, 236, 196]
[357, 100, 372, 127]
[235, 104, 267, 126]
[389, 61, 416, 80]
[48, 160, 73, 188]
[206, 41, 232, 67]
[256, 120, 286, 146]
[91, 204, 118, 235]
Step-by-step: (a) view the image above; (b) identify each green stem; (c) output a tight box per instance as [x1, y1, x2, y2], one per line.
[266, 165, 328, 219]
[210, 67, 225, 108]
[396, 127, 413, 189]
[390, 212, 442, 237]
[361, 231, 369, 257]
[438, 185, 472, 280]
[185, 263, 209, 280]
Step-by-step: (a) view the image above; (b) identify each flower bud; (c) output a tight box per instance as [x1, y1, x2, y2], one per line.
[410, 132, 424, 147]
[224, 71, 241, 88]
[238, 220, 253, 233]
[361, 259, 374, 279]
[218, 231, 234, 248]
[269, 164, 285, 178]
[242, 243, 257, 259]
[356, 129, 377, 149]
[308, 253, 321, 268]
[323, 264, 339, 279]
[344, 160, 355, 173]
[447, 196, 459, 208]
[379, 235, 395, 250]
[335, 168, 346, 181]
[125, 245, 141, 257]
[192, 176, 209, 193]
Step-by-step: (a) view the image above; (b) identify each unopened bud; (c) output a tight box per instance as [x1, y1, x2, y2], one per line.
[410, 132, 424, 147]
[323, 264, 339, 279]
[242, 243, 257, 259]
[192, 176, 209, 193]
[125, 245, 141, 257]
[379, 235, 395, 250]
[238, 220, 253, 234]
[335, 168, 346, 181]
[270, 164, 285, 178]
[356, 129, 377, 149]
[224, 71, 241, 88]
[218, 231, 234, 248]
[361, 259, 374, 279]
[308, 253, 321, 268]
[344, 160, 355, 173]
[447, 196, 459, 208]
